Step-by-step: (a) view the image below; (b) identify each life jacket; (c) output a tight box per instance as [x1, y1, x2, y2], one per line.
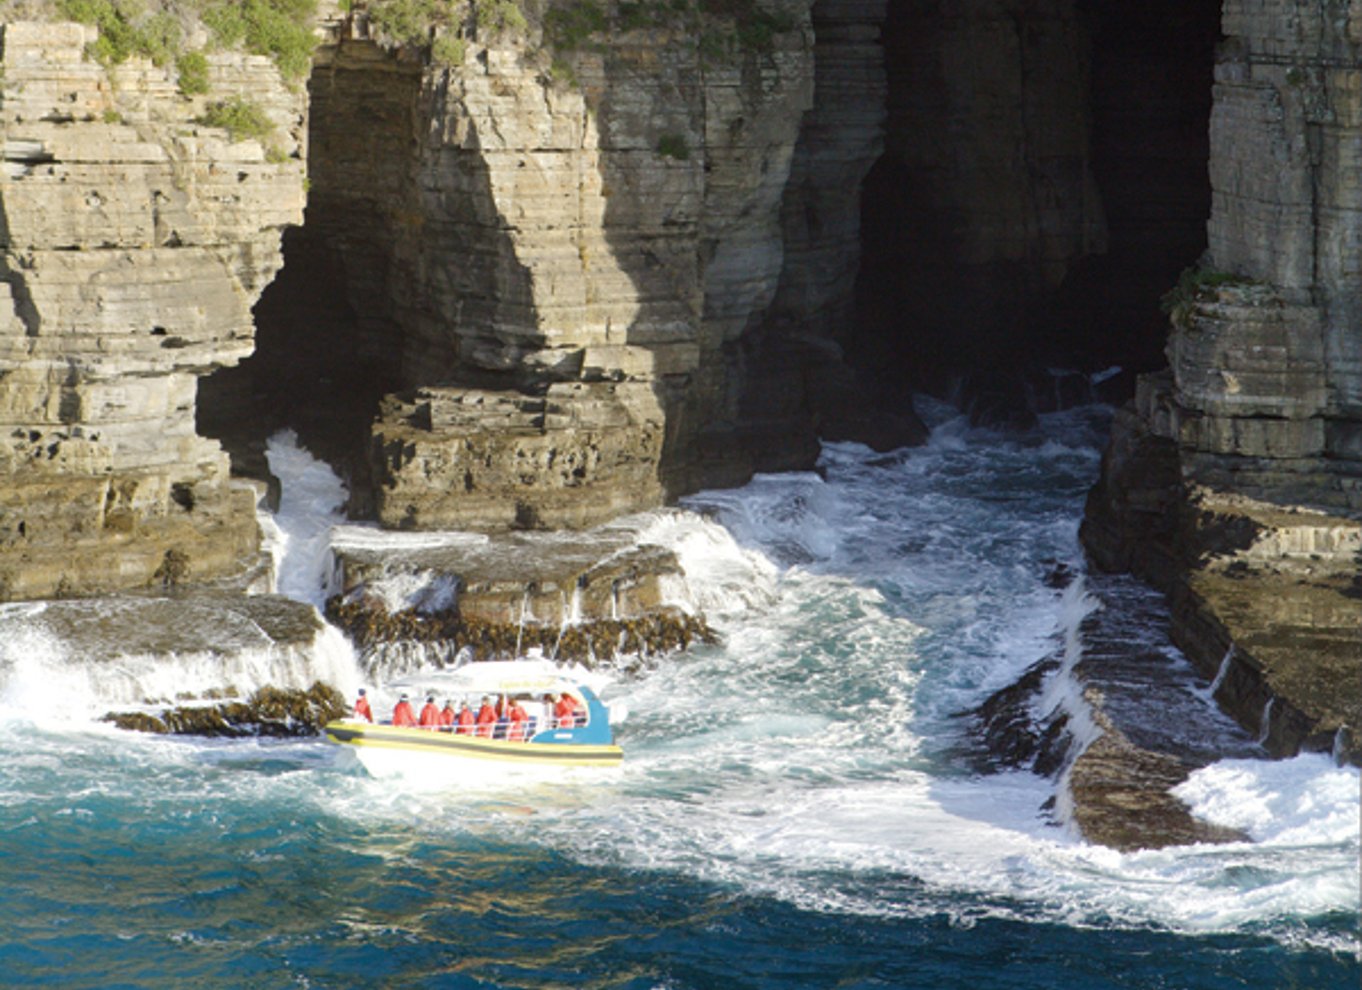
[418, 703, 441, 728]
[456, 708, 474, 734]
[555, 696, 579, 728]
[508, 703, 529, 741]
[354, 696, 373, 722]
[392, 701, 417, 727]
[475, 704, 497, 737]
[440, 706, 455, 728]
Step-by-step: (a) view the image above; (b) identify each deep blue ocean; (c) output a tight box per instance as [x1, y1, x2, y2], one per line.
[2, 403, 1357, 988]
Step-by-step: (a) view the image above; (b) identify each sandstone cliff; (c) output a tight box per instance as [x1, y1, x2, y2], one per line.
[1, 0, 903, 593]
[1082, 0, 1362, 766]
[295, 2, 828, 532]
[0, 20, 306, 598]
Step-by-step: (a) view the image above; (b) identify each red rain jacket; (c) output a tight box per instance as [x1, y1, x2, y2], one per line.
[555, 696, 579, 728]
[508, 704, 529, 741]
[475, 704, 497, 737]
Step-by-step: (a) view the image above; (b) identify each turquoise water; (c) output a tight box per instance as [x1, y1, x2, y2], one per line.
[1, 406, 1358, 987]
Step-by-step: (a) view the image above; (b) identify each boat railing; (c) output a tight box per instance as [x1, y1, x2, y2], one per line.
[380, 716, 586, 741]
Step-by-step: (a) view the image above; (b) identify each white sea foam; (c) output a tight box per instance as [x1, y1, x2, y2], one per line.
[4, 407, 1355, 955]
[263, 430, 349, 606]
[541, 422, 1357, 947]
[633, 510, 780, 617]
[1172, 754, 1361, 846]
[0, 608, 362, 719]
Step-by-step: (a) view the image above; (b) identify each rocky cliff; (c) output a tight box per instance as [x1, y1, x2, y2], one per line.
[0, 19, 306, 598]
[232, 1, 836, 534]
[2, 0, 907, 592]
[1082, 0, 1362, 766]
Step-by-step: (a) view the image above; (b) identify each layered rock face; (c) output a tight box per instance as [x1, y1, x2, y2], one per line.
[289, 7, 821, 531]
[1083, 1, 1362, 765]
[1180, 0, 1362, 507]
[748, 0, 927, 456]
[0, 22, 306, 599]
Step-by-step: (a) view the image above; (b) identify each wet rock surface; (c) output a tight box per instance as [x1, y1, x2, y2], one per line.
[1066, 698, 1247, 852]
[1086, 418, 1362, 768]
[12, 590, 323, 657]
[965, 573, 1262, 850]
[329, 513, 691, 625]
[326, 510, 718, 671]
[105, 682, 348, 738]
[326, 596, 715, 670]
[1173, 566, 1360, 766]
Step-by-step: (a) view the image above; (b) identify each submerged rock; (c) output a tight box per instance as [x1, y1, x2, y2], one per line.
[105, 682, 348, 738]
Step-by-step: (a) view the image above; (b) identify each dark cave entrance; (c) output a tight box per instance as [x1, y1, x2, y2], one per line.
[197, 43, 419, 508]
[853, 0, 1223, 414]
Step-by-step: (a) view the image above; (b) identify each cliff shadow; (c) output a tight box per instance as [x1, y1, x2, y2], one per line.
[853, 0, 1221, 416]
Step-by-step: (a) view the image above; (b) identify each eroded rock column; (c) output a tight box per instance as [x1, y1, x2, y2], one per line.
[303, 6, 817, 530]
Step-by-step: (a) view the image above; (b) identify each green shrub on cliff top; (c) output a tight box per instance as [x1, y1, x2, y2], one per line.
[474, 0, 526, 34]
[196, 95, 274, 143]
[430, 32, 466, 67]
[175, 49, 209, 95]
[56, 0, 318, 82]
[367, 0, 449, 46]
[200, 0, 318, 82]
[58, 0, 182, 66]
[365, 0, 522, 62]
[542, 0, 605, 50]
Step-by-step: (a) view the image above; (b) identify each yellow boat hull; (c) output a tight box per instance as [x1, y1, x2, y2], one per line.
[324, 720, 623, 769]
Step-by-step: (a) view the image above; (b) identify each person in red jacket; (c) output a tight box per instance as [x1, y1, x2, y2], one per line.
[554, 693, 580, 728]
[455, 701, 475, 735]
[474, 696, 497, 738]
[439, 699, 456, 730]
[354, 688, 373, 723]
[507, 698, 529, 742]
[418, 695, 441, 729]
[391, 694, 417, 727]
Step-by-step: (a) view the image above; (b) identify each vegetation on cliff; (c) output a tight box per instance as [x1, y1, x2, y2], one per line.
[1159, 265, 1254, 329]
[195, 94, 277, 142]
[12, 0, 320, 81]
[346, 0, 798, 74]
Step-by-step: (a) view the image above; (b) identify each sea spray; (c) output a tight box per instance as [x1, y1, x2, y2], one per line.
[1257, 697, 1275, 746]
[1206, 645, 1234, 698]
[0, 599, 362, 716]
[1029, 578, 1104, 832]
[263, 430, 349, 606]
[635, 510, 779, 618]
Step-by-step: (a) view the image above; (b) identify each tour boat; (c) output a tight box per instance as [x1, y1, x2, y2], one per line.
[323, 659, 623, 777]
